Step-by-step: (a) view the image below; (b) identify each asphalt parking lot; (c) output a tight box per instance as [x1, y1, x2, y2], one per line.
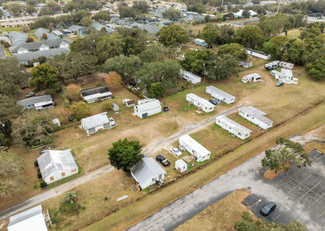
[244, 149, 325, 226]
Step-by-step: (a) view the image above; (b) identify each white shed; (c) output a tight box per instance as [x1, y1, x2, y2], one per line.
[179, 135, 211, 162]
[81, 112, 115, 135]
[205, 86, 235, 104]
[134, 99, 161, 119]
[216, 115, 252, 140]
[130, 157, 166, 190]
[8, 205, 48, 231]
[175, 159, 188, 173]
[180, 69, 201, 84]
[241, 73, 262, 83]
[37, 149, 78, 184]
[186, 93, 215, 113]
[279, 61, 294, 69]
[239, 106, 273, 130]
[245, 48, 270, 60]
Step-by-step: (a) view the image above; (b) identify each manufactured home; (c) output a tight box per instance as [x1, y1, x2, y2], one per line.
[17, 95, 54, 110]
[271, 69, 298, 84]
[205, 86, 235, 104]
[37, 149, 78, 184]
[186, 93, 215, 113]
[175, 159, 188, 173]
[241, 73, 262, 83]
[7, 205, 48, 231]
[134, 99, 161, 119]
[239, 106, 273, 129]
[81, 112, 115, 135]
[246, 48, 270, 60]
[216, 115, 252, 140]
[180, 69, 201, 84]
[194, 38, 208, 46]
[179, 135, 211, 162]
[130, 157, 166, 190]
[80, 86, 112, 103]
[279, 61, 294, 69]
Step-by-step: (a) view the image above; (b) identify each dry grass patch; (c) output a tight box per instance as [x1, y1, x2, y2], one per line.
[176, 189, 250, 231]
[264, 168, 286, 180]
[304, 142, 325, 154]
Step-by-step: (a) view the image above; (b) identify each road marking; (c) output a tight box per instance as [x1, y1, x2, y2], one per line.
[279, 169, 302, 185]
[316, 155, 323, 161]
[288, 175, 312, 193]
[308, 193, 325, 209]
[273, 215, 281, 222]
[299, 181, 322, 200]
[320, 210, 325, 217]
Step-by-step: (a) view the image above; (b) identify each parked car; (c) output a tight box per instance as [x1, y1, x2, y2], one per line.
[276, 82, 284, 87]
[21, 85, 29, 90]
[170, 147, 182, 156]
[260, 202, 276, 216]
[209, 99, 218, 105]
[156, 155, 170, 167]
[26, 92, 35, 98]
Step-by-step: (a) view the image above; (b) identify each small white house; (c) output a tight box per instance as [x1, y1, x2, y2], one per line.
[39, 44, 49, 51]
[194, 38, 208, 46]
[17, 95, 54, 110]
[81, 112, 115, 135]
[186, 93, 215, 113]
[241, 73, 262, 83]
[180, 69, 201, 84]
[279, 61, 294, 69]
[130, 157, 166, 190]
[206, 86, 235, 104]
[7, 205, 48, 231]
[179, 135, 211, 162]
[175, 159, 188, 173]
[37, 149, 78, 184]
[216, 115, 252, 140]
[271, 69, 298, 84]
[239, 106, 273, 130]
[134, 99, 161, 119]
[246, 48, 270, 60]
[80, 86, 112, 103]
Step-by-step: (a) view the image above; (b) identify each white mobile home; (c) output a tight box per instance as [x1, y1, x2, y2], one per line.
[17, 95, 54, 110]
[37, 149, 78, 184]
[179, 135, 211, 162]
[246, 48, 270, 60]
[186, 93, 215, 113]
[206, 86, 235, 104]
[134, 99, 161, 119]
[239, 106, 273, 129]
[271, 69, 298, 84]
[279, 61, 294, 69]
[180, 69, 201, 84]
[130, 157, 166, 190]
[175, 159, 188, 173]
[241, 73, 262, 83]
[8, 205, 48, 231]
[81, 112, 115, 135]
[80, 86, 112, 103]
[216, 115, 252, 140]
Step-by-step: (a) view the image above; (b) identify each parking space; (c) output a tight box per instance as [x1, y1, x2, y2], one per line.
[244, 149, 325, 225]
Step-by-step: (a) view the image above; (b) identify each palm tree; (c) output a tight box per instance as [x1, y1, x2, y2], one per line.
[66, 192, 77, 204]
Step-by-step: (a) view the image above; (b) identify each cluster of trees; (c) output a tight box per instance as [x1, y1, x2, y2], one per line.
[234, 211, 305, 230]
[118, 1, 149, 19]
[281, 1, 325, 15]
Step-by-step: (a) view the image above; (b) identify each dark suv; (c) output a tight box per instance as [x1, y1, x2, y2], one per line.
[156, 155, 170, 167]
[260, 202, 276, 216]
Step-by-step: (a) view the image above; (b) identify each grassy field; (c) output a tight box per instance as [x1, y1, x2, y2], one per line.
[287, 29, 301, 39]
[82, 102, 325, 231]
[176, 189, 251, 231]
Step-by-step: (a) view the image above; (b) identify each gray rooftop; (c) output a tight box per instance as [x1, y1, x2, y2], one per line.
[131, 157, 166, 186]
[14, 48, 70, 63]
[240, 106, 273, 124]
[37, 149, 77, 179]
[17, 95, 52, 107]
[81, 112, 109, 130]
[10, 39, 72, 53]
[206, 86, 235, 100]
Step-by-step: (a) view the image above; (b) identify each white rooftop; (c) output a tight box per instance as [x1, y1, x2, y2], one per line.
[179, 135, 210, 157]
[216, 115, 252, 134]
[136, 99, 161, 110]
[81, 112, 109, 130]
[206, 86, 235, 100]
[186, 93, 214, 108]
[240, 106, 273, 124]
[281, 68, 293, 77]
[8, 205, 47, 231]
[180, 69, 201, 80]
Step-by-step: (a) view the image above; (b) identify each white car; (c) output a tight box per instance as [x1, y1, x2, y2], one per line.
[170, 147, 182, 156]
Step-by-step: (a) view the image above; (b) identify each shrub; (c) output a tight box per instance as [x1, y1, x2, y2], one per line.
[37, 167, 40, 172]
[70, 102, 90, 120]
[37, 172, 42, 179]
[66, 84, 81, 100]
[102, 101, 113, 112]
[40, 181, 48, 188]
[34, 160, 39, 167]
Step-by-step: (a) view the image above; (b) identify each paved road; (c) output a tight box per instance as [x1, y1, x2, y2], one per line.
[128, 136, 324, 231]
[0, 165, 114, 220]
[0, 105, 240, 220]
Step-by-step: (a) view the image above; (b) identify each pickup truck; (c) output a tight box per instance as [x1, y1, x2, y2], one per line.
[156, 155, 170, 167]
